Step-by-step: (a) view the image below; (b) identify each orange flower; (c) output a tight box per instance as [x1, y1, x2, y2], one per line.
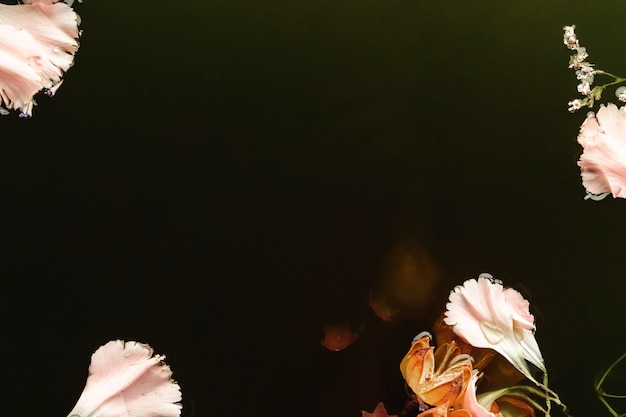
[433, 314, 527, 391]
[400, 334, 473, 414]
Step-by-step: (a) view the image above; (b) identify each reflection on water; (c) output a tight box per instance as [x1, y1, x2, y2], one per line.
[321, 321, 359, 351]
[371, 240, 440, 321]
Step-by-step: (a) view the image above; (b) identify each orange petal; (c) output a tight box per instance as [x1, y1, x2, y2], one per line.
[449, 409, 472, 417]
[433, 342, 461, 372]
[418, 357, 472, 407]
[400, 336, 435, 393]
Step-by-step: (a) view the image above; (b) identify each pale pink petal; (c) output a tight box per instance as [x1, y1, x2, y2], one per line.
[502, 288, 534, 331]
[23, 0, 61, 4]
[0, 1, 80, 116]
[577, 103, 626, 200]
[462, 372, 496, 417]
[444, 275, 513, 347]
[23, 0, 81, 6]
[0, 24, 43, 111]
[23, 0, 81, 7]
[443, 274, 545, 386]
[67, 340, 182, 417]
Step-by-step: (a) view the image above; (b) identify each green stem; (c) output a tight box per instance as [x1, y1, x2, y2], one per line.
[600, 393, 626, 400]
[596, 353, 626, 390]
[595, 71, 626, 92]
[596, 70, 626, 82]
[595, 353, 626, 417]
[597, 393, 622, 417]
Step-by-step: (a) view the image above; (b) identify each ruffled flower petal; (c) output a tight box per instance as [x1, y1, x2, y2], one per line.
[0, 0, 80, 116]
[443, 274, 545, 386]
[67, 340, 182, 417]
[577, 103, 626, 200]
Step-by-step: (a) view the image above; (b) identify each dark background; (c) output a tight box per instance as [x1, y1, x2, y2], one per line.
[2, 1, 625, 416]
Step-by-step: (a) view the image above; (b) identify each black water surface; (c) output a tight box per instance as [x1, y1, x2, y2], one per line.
[2, 1, 625, 417]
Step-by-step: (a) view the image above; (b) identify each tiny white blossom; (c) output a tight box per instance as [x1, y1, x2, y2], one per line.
[568, 99, 583, 112]
[563, 25, 579, 50]
[578, 82, 592, 95]
[563, 24, 625, 112]
[616, 86, 626, 102]
[576, 47, 588, 61]
[576, 63, 596, 80]
[568, 54, 584, 69]
[568, 47, 590, 69]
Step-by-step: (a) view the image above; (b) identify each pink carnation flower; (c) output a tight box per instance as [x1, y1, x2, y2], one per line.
[443, 274, 544, 386]
[0, 0, 80, 117]
[444, 275, 567, 416]
[67, 340, 182, 417]
[577, 103, 626, 200]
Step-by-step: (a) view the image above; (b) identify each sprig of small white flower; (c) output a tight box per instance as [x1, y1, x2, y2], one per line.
[564, 25, 626, 112]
